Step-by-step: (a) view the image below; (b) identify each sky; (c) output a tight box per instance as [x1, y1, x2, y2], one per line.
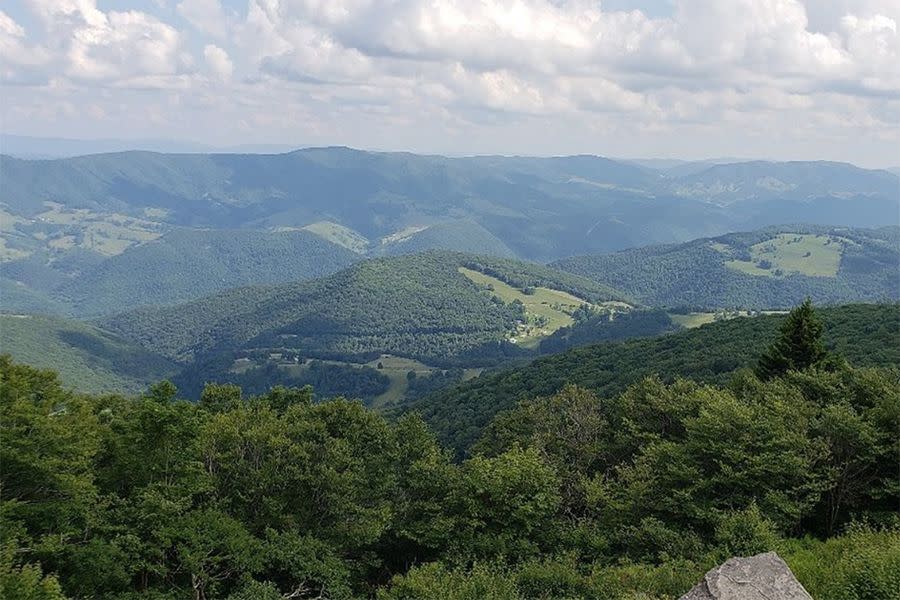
[1, 1, 898, 167]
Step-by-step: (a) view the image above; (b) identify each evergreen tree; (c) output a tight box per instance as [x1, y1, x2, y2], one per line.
[755, 298, 827, 380]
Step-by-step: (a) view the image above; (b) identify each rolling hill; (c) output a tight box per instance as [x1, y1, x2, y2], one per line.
[0, 313, 176, 394]
[404, 303, 900, 453]
[3, 149, 897, 262]
[554, 225, 900, 309]
[101, 251, 630, 366]
[54, 228, 360, 315]
[0, 228, 360, 316]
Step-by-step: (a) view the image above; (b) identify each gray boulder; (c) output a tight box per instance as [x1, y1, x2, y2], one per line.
[680, 552, 813, 600]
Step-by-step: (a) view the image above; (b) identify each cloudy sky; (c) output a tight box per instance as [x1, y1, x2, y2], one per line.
[1, 1, 898, 166]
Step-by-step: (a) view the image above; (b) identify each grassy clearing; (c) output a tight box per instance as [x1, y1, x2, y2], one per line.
[669, 312, 717, 328]
[725, 233, 844, 278]
[669, 310, 789, 329]
[364, 355, 436, 408]
[459, 267, 599, 348]
[239, 354, 437, 409]
[381, 225, 429, 246]
[301, 221, 370, 253]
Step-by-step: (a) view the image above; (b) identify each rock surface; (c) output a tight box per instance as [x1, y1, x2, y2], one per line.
[680, 551, 813, 600]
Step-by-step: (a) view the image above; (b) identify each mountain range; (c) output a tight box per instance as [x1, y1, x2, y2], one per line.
[1, 147, 898, 402]
[3, 148, 897, 265]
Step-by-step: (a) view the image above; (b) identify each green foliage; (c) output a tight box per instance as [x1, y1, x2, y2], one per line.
[409, 303, 900, 454]
[377, 562, 519, 600]
[783, 525, 900, 600]
[538, 309, 677, 354]
[0, 316, 176, 394]
[57, 229, 360, 316]
[756, 298, 827, 379]
[1, 299, 896, 600]
[713, 504, 782, 558]
[0, 543, 67, 600]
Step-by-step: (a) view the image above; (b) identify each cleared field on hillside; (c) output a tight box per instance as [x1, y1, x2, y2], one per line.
[2, 202, 163, 260]
[271, 354, 436, 408]
[459, 266, 596, 348]
[669, 312, 717, 328]
[300, 221, 369, 253]
[669, 310, 789, 329]
[725, 233, 843, 277]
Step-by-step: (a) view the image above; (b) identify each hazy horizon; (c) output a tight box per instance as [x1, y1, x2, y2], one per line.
[2, 133, 898, 172]
[2, 1, 898, 169]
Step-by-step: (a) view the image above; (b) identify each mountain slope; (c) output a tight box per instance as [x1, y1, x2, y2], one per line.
[55, 228, 360, 315]
[554, 225, 900, 309]
[4, 149, 897, 261]
[101, 252, 629, 365]
[0, 314, 176, 394]
[405, 303, 900, 453]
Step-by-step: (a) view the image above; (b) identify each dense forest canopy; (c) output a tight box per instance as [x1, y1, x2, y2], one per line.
[407, 303, 900, 453]
[97, 252, 629, 371]
[2, 301, 898, 599]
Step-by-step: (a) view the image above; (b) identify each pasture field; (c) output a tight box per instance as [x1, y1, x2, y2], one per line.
[459, 266, 598, 348]
[364, 355, 436, 408]
[725, 233, 843, 277]
[270, 354, 437, 408]
[2, 202, 163, 260]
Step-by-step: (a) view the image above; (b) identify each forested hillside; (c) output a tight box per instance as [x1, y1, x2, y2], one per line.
[0, 229, 360, 316]
[555, 225, 900, 309]
[0, 314, 175, 393]
[55, 229, 360, 315]
[3, 149, 897, 262]
[2, 301, 897, 599]
[101, 251, 629, 368]
[406, 303, 900, 453]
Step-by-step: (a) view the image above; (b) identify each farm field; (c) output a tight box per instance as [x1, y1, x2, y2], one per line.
[1, 202, 163, 261]
[725, 233, 844, 277]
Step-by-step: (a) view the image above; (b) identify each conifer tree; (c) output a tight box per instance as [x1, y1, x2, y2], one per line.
[755, 298, 827, 380]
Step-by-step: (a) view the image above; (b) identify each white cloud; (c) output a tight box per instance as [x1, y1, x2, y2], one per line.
[204, 43, 233, 80]
[0, 10, 52, 82]
[25, 0, 191, 83]
[177, 0, 229, 38]
[3, 0, 898, 166]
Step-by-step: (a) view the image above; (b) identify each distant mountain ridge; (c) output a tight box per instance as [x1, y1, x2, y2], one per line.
[2, 148, 897, 264]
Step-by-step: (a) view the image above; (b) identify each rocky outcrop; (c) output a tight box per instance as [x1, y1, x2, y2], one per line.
[680, 552, 813, 600]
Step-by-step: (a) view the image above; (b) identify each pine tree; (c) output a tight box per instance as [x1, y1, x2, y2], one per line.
[755, 298, 827, 380]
